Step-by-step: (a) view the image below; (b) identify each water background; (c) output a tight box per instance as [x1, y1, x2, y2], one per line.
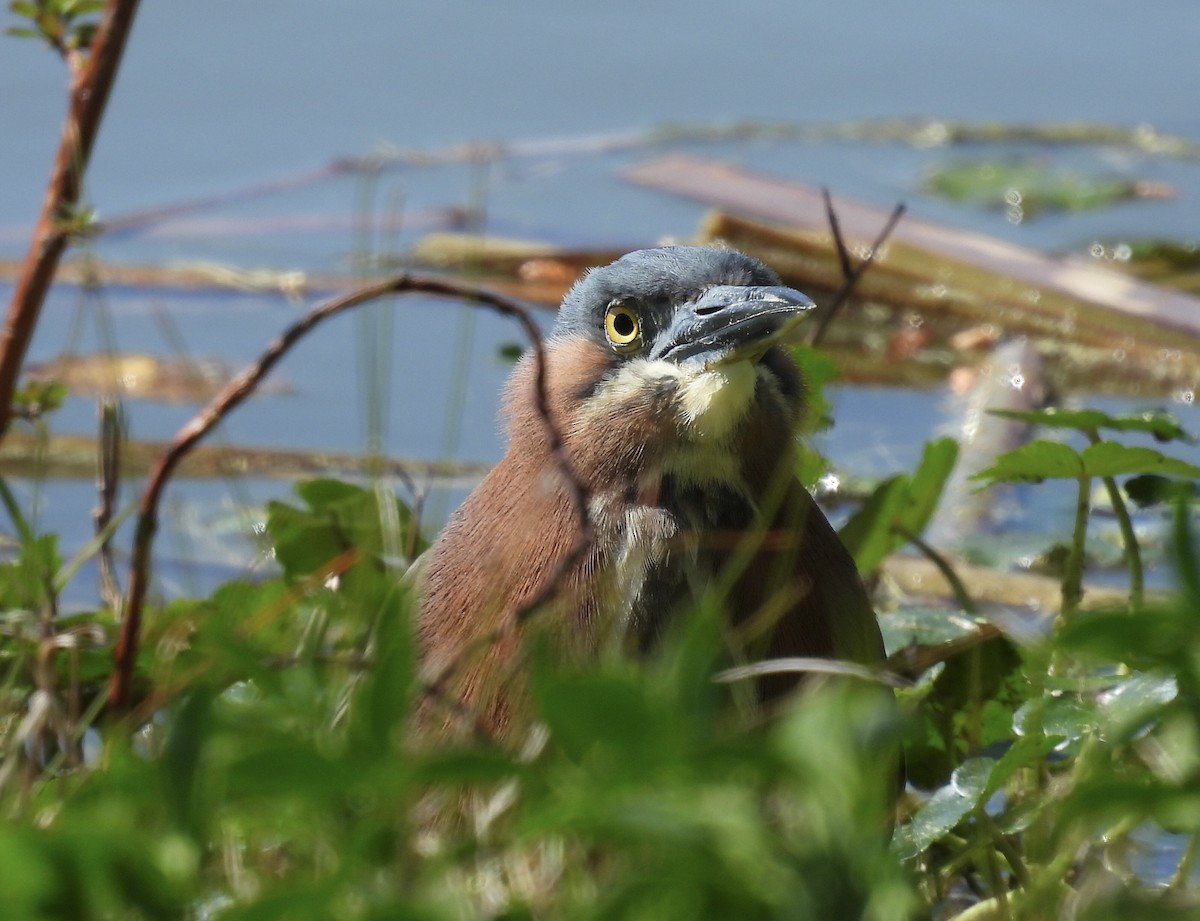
[0, 0, 1197, 591]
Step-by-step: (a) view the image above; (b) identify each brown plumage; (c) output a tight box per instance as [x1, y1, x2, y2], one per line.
[417, 246, 886, 738]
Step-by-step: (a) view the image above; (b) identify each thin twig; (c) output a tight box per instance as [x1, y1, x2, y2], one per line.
[822, 187, 855, 282]
[0, 0, 143, 438]
[107, 273, 585, 715]
[806, 199, 906, 348]
[95, 163, 350, 237]
[94, 399, 122, 609]
[895, 525, 978, 615]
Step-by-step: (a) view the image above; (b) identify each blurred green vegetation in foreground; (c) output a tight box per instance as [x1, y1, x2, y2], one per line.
[0, 400, 1198, 920]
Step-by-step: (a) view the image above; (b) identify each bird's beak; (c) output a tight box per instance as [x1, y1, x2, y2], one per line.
[649, 284, 816, 368]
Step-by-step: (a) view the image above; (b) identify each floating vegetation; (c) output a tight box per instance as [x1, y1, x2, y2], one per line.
[1090, 238, 1200, 294]
[924, 158, 1173, 220]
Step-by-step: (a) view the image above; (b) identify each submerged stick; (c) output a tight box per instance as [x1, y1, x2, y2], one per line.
[0, 431, 490, 483]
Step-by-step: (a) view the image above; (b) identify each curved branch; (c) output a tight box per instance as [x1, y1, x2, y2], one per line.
[108, 272, 586, 714]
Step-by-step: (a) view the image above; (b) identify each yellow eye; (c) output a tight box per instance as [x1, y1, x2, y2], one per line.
[604, 303, 642, 350]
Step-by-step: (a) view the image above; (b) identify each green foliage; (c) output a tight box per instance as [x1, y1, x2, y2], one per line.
[0, 532, 60, 608]
[839, 436, 958, 574]
[1, 407, 1199, 919]
[11, 379, 67, 421]
[1125, 474, 1197, 508]
[976, 439, 1200, 484]
[972, 407, 1197, 612]
[266, 476, 426, 589]
[902, 631, 1025, 790]
[791, 344, 840, 437]
[6, 0, 103, 56]
[792, 344, 842, 487]
[1110, 238, 1200, 295]
[925, 158, 1158, 218]
[0, 505, 912, 920]
[989, 406, 1195, 444]
[497, 341, 525, 363]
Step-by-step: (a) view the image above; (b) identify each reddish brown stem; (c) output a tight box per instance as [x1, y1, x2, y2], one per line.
[107, 273, 583, 714]
[0, 0, 142, 438]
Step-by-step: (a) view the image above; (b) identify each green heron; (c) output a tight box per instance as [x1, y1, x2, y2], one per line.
[418, 246, 886, 736]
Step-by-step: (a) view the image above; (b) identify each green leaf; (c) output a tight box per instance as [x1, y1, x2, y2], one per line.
[838, 440, 959, 573]
[973, 440, 1083, 484]
[838, 475, 909, 574]
[62, 0, 105, 14]
[294, 476, 364, 513]
[1123, 474, 1193, 508]
[791, 344, 839, 435]
[980, 439, 1200, 485]
[215, 881, 342, 921]
[902, 630, 1023, 789]
[346, 582, 416, 759]
[1056, 605, 1195, 673]
[1059, 778, 1200, 831]
[897, 437, 958, 536]
[1013, 694, 1096, 745]
[263, 499, 347, 580]
[9, 2, 39, 19]
[533, 669, 668, 765]
[1079, 442, 1200, 479]
[0, 830, 56, 916]
[226, 744, 357, 799]
[991, 407, 1111, 430]
[497, 341, 524, 362]
[266, 478, 425, 584]
[991, 406, 1195, 443]
[892, 757, 994, 858]
[15, 378, 68, 414]
[411, 749, 524, 785]
[160, 688, 215, 838]
[1097, 672, 1177, 740]
[0, 533, 60, 608]
[980, 734, 1059, 798]
[34, 8, 63, 40]
[66, 20, 95, 48]
[878, 605, 983, 653]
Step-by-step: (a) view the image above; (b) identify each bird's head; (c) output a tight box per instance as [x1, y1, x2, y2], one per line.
[503, 246, 816, 495]
[554, 245, 814, 375]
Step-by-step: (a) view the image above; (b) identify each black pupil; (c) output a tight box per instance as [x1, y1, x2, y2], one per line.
[612, 312, 635, 338]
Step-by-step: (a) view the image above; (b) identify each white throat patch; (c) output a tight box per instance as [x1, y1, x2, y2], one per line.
[574, 357, 761, 490]
[675, 361, 757, 441]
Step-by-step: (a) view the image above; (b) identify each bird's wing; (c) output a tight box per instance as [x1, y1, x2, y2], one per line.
[416, 453, 589, 735]
[725, 479, 885, 701]
[728, 478, 904, 799]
